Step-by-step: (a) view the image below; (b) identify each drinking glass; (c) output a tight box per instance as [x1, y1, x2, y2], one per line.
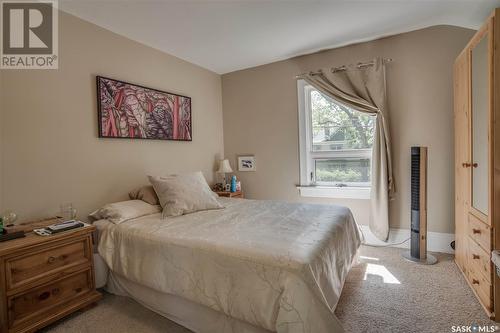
[59, 203, 77, 221]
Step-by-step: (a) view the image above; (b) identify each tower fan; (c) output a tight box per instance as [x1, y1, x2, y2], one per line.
[402, 147, 437, 265]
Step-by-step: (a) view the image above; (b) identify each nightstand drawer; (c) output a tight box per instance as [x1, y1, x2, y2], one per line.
[6, 237, 92, 290]
[7, 269, 93, 329]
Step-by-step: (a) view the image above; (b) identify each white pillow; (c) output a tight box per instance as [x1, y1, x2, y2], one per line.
[89, 200, 161, 224]
[148, 171, 223, 218]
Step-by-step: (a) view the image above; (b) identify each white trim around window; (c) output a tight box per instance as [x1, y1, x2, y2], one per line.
[297, 185, 371, 199]
[297, 79, 372, 199]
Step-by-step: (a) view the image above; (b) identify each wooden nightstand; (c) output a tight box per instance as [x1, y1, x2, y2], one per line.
[215, 191, 244, 198]
[0, 224, 102, 333]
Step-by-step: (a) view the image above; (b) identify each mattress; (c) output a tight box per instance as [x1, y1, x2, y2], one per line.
[95, 198, 362, 333]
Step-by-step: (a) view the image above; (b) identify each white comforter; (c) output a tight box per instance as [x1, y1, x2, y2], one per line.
[96, 198, 362, 333]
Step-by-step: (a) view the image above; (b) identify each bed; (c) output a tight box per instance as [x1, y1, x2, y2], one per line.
[94, 197, 362, 333]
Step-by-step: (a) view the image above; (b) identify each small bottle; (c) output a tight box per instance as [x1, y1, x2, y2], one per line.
[230, 175, 237, 193]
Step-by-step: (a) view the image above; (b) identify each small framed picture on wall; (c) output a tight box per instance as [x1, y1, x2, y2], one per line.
[238, 155, 256, 171]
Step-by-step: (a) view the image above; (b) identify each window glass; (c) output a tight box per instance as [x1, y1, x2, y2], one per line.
[314, 158, 371, 184]
[310, 90, 375, 152]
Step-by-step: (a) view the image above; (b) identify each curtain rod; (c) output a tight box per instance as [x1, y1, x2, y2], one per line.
[296, 58, 393, 78]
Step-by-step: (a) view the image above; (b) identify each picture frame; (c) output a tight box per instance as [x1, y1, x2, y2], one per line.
[238, 155, 256, 171]
[96, 76, 192, 141]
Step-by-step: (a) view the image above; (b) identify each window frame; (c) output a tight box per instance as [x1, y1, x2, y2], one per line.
[297, 79, 372, 199]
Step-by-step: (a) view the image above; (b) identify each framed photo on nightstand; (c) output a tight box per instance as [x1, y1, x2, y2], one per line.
[238, 155, 256, 171]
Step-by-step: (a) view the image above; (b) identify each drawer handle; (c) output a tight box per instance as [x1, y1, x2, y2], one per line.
[472, 228, 481, 234]
[472, 279, 480, 285]
[39, 291, 50, 301]
[47, 255, 67, 264]
[472, 254, 480, 259]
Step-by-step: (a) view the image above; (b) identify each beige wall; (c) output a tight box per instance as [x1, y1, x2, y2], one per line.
[0, 18, 474, 233]
[222, 25, 474, 234]
[0, 12, 224, 222]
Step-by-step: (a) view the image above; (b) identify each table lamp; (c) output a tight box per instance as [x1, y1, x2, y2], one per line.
[217, 159, 233, 188]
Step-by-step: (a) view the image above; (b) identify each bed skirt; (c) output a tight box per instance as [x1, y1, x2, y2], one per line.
[106, 272, 274, 333]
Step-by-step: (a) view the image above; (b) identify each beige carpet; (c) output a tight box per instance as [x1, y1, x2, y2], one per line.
[335, 246, 496, 333]
[42, 246, 496, 333]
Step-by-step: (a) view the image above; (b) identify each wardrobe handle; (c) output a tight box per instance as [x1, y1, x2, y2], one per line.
[472, 279, 480, 285]
[472, 228, 481, 234]
[463, 162, 471, 168]
[472, 254, 480, 259]
[472, 163, 478, 168]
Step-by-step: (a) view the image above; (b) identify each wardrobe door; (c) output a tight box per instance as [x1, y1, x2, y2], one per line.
[470, 31, 491, 222]
[454, 49, 470, 270]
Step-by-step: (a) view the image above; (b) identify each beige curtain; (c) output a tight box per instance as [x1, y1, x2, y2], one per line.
[298, 57, 394, 241]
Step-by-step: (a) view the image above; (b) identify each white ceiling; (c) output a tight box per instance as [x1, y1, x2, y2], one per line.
[60, 0, 500, 74]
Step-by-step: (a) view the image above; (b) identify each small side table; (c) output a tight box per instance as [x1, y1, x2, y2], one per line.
[215, 190, 244, 198]
[0, 223, 101, 332]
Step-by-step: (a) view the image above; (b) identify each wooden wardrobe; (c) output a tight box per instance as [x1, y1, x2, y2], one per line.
[454, 8, 500, 319]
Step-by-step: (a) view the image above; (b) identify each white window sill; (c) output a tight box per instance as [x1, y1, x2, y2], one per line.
[297, 185, 371, 199]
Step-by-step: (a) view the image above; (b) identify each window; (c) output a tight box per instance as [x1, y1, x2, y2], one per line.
[297, 80, 375, 198]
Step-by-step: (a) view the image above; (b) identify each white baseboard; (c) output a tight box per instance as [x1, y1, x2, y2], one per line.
[359, 225, 455, 254]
